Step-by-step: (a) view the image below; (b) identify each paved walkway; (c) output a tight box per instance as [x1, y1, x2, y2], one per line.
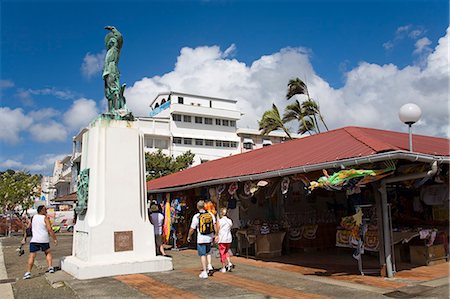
[1, 234, 449, 298]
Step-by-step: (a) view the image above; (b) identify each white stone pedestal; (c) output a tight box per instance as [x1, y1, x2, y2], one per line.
[61, 118, 172, 280]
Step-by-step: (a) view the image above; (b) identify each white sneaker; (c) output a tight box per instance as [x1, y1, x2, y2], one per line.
[220, 267, 227, 273]
[23, 272, 31, 280]
[226, 263, 234, 271]
[48, 267, 55, 273]
[198, 271, 208, 279]
[207, 264, 214, 271]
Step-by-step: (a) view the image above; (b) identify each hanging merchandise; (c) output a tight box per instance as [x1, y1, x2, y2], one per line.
[244, 181, 252, 195]
[209, 187, 217, 199]
[292, 174, 311, 196]
[281, 177, 290, 195]
[216, 184, 226, 195]
[163, 194, 171, 243]
[309, 162, 396, 191]
[249, 183, 259, 195]
[257, 180, 269, 187]
[228, 182, 238, 195]
[289, 227, 303, 241]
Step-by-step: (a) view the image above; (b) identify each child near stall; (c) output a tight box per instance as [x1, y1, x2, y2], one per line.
[216, 208, 234, 272]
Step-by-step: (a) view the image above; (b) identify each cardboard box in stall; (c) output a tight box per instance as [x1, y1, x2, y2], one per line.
[409, 244, 447, 266]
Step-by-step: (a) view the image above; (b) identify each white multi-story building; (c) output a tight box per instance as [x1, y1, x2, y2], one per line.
[145, 91, 242, 164]
[50, 155, 72, 200]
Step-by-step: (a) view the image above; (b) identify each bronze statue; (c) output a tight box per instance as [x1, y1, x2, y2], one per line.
[103, 26, 126, 112]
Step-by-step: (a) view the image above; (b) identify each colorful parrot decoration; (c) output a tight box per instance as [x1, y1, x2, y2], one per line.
[309, 161, 395, 191]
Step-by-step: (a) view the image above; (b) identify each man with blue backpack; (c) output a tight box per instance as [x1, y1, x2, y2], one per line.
[187, 200, 217, 279]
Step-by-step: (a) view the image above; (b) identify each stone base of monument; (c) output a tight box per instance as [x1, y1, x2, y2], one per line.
[61, 118, 173, 280]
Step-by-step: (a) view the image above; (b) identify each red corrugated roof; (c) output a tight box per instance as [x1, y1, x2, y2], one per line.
[147, 126, 450, 191]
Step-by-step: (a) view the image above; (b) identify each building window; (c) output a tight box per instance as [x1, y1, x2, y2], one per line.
[205, 139, 214, 146]
[230, 120, 236, 127]
[243, 143, 253, 150]
[183, 138, 192, 145]
[223, 141, 230, 147]
[262, 139, 273, 147]
[173, 114, 182, 121]
[154, 139, 168, 149]
[195, 116, 203, 124]
[209, 101, 212, 108]
[154, 103, 160, 109]
[231, 141, 238, 148]
[215, 119, 221, 125]
[215, 140, 222, 147]
[183, 115, 191, 122]
[161, 99, 166, 104]
[178, 96, 184, 104]
[204, 117, 213, 125]
[195, 139, 204, 146]
[222, 120, 229, 126]
[144, 137, 153, 148]
[173, 137, 182, 144]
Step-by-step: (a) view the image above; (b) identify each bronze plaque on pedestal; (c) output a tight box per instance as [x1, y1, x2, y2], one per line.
[114, 231, 133, 252]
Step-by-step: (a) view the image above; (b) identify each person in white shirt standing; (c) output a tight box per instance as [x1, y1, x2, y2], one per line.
[216, 208, 234, 272]
[149, 204, 167, 256]
[23, 205, 57, 279]
[187, 200, 217, 279]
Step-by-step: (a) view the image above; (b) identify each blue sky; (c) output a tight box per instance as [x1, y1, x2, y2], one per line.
[1, 0, 449, 175]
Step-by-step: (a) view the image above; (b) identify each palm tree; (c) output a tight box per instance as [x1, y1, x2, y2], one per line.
[286, 77, 329, 132]
[282, 100, 317, 135]
[258, 103, 292, 139]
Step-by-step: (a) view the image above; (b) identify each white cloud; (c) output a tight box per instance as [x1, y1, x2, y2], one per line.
[223, 44, 237, 58]
[63, 98, 99, 131]
[0, 153, 68, 174]
[126, 27, 449, 137]
[384, 24, 426, 50]
[28, 108, 60, 122]
[81, 50, 105, 79]
[0, 107, 32, 143]
[29, 121, 68, 142]
[29, 87, 76, 100]
[0, 80, 14, 89]
[414, 37, 432, 54]
[15, 89, 34, 106]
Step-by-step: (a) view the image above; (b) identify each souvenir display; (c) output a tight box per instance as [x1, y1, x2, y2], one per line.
[309, 162, 396, 191]
[228, 182, 238, 195]
[281, 177, 290, 195]
[257, 180, 268, 187]
[216, 184, 226, 195]
[163, 196, 171, 243]
[244, 181, 252, 195]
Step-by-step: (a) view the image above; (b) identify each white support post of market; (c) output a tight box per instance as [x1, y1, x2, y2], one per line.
[379, 181, 393, 278]
[379, 161, 438, 278]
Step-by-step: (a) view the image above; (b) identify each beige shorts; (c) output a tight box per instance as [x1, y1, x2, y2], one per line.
[155, 234, 163, 248]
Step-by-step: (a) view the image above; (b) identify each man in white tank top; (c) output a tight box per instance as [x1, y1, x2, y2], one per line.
[23, 205, 58, 279]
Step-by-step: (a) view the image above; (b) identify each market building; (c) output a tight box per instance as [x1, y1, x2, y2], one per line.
[147, 126, 449, 278]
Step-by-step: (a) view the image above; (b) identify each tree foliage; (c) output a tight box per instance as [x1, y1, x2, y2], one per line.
[258, 103, 292, 139]
[286, 77, 328, 133]
[145, 150, 195, 181]
[258, 78, 329, 137]
[0, 170, 41, 214]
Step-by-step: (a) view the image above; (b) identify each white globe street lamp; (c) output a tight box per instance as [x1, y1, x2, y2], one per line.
[399, 103, 422, 152]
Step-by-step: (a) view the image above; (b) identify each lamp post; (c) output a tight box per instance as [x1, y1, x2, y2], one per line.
[399, 103, 422, 152]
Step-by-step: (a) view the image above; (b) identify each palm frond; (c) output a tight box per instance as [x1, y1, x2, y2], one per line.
[286, 77, 309, 99]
